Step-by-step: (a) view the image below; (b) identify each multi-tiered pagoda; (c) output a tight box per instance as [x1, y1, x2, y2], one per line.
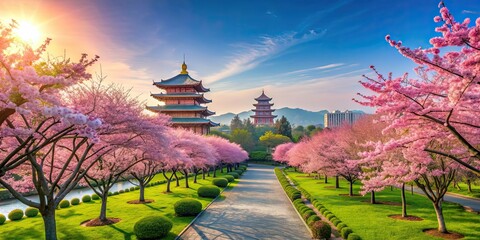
[147, 62, 218, 134]
[251, 90, 277, 126]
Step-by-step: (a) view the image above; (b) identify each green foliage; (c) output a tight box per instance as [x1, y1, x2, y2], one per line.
[233, 170, 244, 175]
[134, 216, 173, 239]
[307, 215, 321, 226]
[70, 198, 80, 206]
[125, 188, 130, 192]
[226, 172, 239, 179]
[174, 199, 202, 216]
[0, 214, 5, 225]
[341, 227, 353, 239]
[311, 220, 331, 239]
[25, 207, 39, 218]
[331, 218, 341, 226]
[197, 186, 221, 198]
[230, 115, 244, 131]
[82, 195, 92, 203]
[249, 151, 269, 160]
[129, 187, 135, 191]
[223, 175, 235, 182]
[91, 194, 100, 200]
[326, 213, 335, 221]
[212, 178, 228, 188]
[274, 116, 292, 139]
[259, 131, 291, 149]
[59, 199, 70, 208]
[302, 211, 315, 220]
[8, 209, 23, 221]
[230, 129, 255, 152]
[119, 190, 125, 194]
[348, 233, 362, 240]
[209, 130, 231, 140]
[337, 223, 347, 232]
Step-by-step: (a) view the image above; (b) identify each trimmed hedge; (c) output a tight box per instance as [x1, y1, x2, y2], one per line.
[25, 207, 39, 217]
[134, 216, 172, 239]
[348, 233, 362, 240]
[82, 195, 92, 203]
[197, 185, 221, 198]
[212, 178, 228, 188]
[226, 172, 239, 179]
[337, 223, 348, 232]
[8, 209, 23, 221]
[0, 214, 5, 225]
[342, 227, 353, 239]
[91, 194, 100, 200]
[174, 199, 202, 216]
[71, 198, 80, 206]
[311, 220, 331, 239]
[130, 187, 135, 191]
[302, 211, 315, 220]
[223, 175, 235, 182]
[59, 199, 70, 208]
[307, 215, 321, 226]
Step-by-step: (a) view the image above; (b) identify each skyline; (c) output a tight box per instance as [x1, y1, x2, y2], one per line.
[1, 0, 478, 114]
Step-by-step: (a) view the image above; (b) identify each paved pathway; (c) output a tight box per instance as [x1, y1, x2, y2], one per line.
[408, 186, 480, 213]
[179, 164, 311, 240]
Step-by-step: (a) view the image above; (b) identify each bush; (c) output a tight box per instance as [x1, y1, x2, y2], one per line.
[198, 186, 221, 198]
[108, 192, 113, 196]
[302, 211, 315, 220]
[249, 151, 269, 160]
[8, 209, 23, 221]
[223, 175, 235, 182]
[130, 187, 135, 191]
[325, 213, 335, 220]
[24, 207, 39, 218]
[337, 223, 347, 232]
[59, 199, 70, 208]
[174, 199, 202, 216]
[119, 190, 125, 194]
[233, 170, 243, 175]
[125, 188, 130, 192]
[82, 195, 92, 203]
[348, 233, 362, 240]
[341, 227, 353, 239]
[331, 218, 341, 226]
[135, 186, 140, 190]
[134, 216, 172, 239]
[311, 220, 331, 239]
[298, 206, 310, 214]
[226, 172, 239, 179]
[71, 198, 80, 206]
[113, 191, 119, 195]
[307, 215, 321, 226]
[0, 214, 5, 225]
[212, 178, 228, 188]
[91, 194, 100, 200]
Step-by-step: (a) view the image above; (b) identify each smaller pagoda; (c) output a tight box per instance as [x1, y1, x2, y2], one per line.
[251, 90, 277, 126]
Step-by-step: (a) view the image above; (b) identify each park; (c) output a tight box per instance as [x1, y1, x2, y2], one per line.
[0, 0, 479, 239]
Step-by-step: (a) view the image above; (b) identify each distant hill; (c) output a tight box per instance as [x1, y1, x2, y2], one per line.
[211, 107, 340, 127]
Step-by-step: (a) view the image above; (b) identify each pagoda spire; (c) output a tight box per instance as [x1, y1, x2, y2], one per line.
[180, 59, 188, 74]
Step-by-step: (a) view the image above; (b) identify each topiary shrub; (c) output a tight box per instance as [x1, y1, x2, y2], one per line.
[348, 233, 362, 240]
[212, 178, 228, 188]
[70, 198, 80, 206]
[325, 213, 335, 221]
[119, 190, 125, 194]
[125, 188, 130, 192]
[198, 185, 221, 198]
[130, 187, 135, 191]
[233, 170, 243, 175]
[341, 227, 353, 239]
[59, 199, 70, 208]
[134, 216, 172, 240]
[82, 195, 92, 203]
[311, 220, 331, 239]
[337, 223, 347, 232]
[113, 191, 119, 195]
[135, 186, 140, 190]
[331, 218, 341, 226]
[0, 214, 5, 225]
[108, 192, 113, 196]
[307, 215, 321, 226]
[302, 211, 315, 220]
[223, 175, 235, 182]
[226, 172, 239, 179]
[91, 194, 100, 200]
[25, 207, 39, 218]
[8, 209, 23, 221]
[174, 199, 202, 216]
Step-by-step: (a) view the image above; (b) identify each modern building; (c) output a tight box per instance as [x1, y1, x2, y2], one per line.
[324, 110, 364, 128]
[147, 61, 218, 134]
[250, 90, 277, 126]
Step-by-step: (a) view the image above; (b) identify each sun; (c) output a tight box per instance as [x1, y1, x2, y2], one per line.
[14, 20, 41, 46]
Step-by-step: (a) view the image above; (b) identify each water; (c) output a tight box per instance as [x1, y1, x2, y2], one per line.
[0, 181, 137, 216]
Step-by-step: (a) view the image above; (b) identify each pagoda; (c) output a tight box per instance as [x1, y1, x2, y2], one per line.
[251, 90, 277, 126]
[147, 61, 218, 134]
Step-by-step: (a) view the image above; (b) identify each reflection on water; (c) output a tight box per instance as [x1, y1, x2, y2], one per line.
[0, 181, 136, 216]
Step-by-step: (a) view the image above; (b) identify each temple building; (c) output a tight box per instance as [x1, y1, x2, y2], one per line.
[147, 62, 218, 134]
[251, 90, 277, 126]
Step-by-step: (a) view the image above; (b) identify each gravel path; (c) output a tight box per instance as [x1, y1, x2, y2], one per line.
[178, 164, 311, 240]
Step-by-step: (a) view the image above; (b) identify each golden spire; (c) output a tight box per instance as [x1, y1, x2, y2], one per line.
[180, 61, 188, 74]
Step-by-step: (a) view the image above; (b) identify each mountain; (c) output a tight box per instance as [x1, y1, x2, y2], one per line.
[210, 107, 333, 127]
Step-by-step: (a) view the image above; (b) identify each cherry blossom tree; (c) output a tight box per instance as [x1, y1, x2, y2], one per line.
[272, 142, 295, 164]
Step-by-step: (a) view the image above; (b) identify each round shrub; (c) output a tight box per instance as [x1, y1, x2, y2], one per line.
[212, 178, 228, 188]
[348, 233, 362, 240]
[323, 210, 331, 216]
[298, 206, 310, 214]
[70, 198, 80, 206]
[198, 185, 221, 198]
[8, 209, 23, 221]
[325, 213, 334, 220]
[319, 207, 327, 214]
[341, 227, 353, 239]
[174, 199, 202, 216]
[311, 220, 331, 239]
[59, 199, 70, 208]
[0, 214, 5, 225]
[91, 194, 100, 200]
[307, 215, 321, 226]
[226, 172, 239, 179]
[108, 192, 113, 196]
[130, 187, 135, 191]
[119, 190, 125, 194]
[25, 207, 39, 218]
[134, 216, 172, 239]
[302, 211, 315, 220]
[82, 195, 92, 203]
[135, 186, 140, 190]
[223, 175, 235, 182]
[113, 191, 119, 195]
[125, 188, 130, 192]
[337, 223, 347, 232]
[233, 170, 243, 175]
[293, 199, 303, 206]
[331, 218, 341, 226]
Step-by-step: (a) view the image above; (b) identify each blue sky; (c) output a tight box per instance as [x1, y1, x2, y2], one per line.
[2, 0, 479, 114]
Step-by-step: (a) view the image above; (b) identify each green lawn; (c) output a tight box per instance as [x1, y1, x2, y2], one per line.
[0, 170, 237, 240]
[448, 182, 480, 198]
[285, 169, 480, 240]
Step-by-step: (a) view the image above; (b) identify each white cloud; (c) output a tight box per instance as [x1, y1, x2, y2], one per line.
[284, 63, 344, 75]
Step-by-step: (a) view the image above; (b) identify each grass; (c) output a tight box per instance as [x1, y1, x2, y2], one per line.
[285, 169, 480, 240]
[448, 182, 480, 198]
[0, 169, 238, 240]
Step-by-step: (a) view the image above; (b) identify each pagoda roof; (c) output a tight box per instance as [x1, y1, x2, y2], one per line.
[250, 115, 277, 118]
[252, 109, 275, 112]
[146, 105, 216, 116]
[171, 118, 219, 126]
[253, 103, 274, 107]
[151, 93, 212, 103]
[153, 62, 209, 92]
[254, 90, 272, 101]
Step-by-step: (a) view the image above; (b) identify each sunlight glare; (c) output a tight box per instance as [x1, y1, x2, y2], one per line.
[14, 21, 41, 46]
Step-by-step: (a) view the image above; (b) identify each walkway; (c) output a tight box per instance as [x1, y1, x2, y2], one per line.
[409, 186, 480, 213]
[179, 164, 311, 240]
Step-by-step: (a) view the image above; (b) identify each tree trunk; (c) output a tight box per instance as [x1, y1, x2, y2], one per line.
[390, 186, 393, 191]
[213, 167, 217, 177]
[163, 171, 172, 193]
[184, 170, 189, 188]
[411, 184, 414, 195]
[99, 195, 108, 221]
[335, 175, 339, 189]
[42, 207, 57, 240]
[139, 182, 145, 202]
[193, 171, 198, 183]
[174, 172, 180, 187]
[202, 170, 206, 180]
[433, 200, 448, 233]
[467, 180, 472, 193]
[401, 183, 407, 217]
[349, 181, 353, 196]
[324, 175, 328, 184]
[370, 191, 376, 204]
[220, 166, 224, 173]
